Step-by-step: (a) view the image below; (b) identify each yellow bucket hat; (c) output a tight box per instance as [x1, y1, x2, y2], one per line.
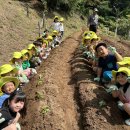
[117, 57, 130, 66]
[52, 30, 58, 34]
[27, 44, 36, 50]
[47, 35, 53, 41]
[43, 40, 48, 45]
[83, 31, 96, 37]
[91, 34, 100, 41]
[52, 30, 58, 36]
[54, 16, 59, 20]
[10, 52, 22, 64]
[36, 37, 44, 42]
[82, 36, 91, 45]
[0, 76, 19, 96]
[21, 49, 31, 59]
[59, 17, 64, 22]
[112, 67, 130, 79]
[0, 64, 18, 76]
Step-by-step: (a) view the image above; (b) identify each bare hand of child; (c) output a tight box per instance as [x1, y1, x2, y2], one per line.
[119, 93, 129, 103]
[108, 46, 116, 54]
[10, 112, 21, 124]
[112, 90, 120, 98]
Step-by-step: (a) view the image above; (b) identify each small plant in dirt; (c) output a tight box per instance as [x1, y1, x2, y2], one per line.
[36, 74, 44, 86]
[99, 100, 106, 108]
[35, 91, 44, 100]
[40, 106, 50, 115]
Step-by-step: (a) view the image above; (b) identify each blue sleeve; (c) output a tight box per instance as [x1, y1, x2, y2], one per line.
[0, 95, 10, 108]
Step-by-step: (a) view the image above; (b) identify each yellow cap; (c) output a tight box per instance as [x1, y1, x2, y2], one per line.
[0, 64, 18, 76]
[91, 34, 100, 41]
[83, 31, 96, 37]
[54, 16, 59, 19]
[27, 44, 36, 50]
[112, 67, 130, 79]
[21, 49, 31, 59]
[43, 40, 48, 45]
[47, 35, 53, 41]
[82, 36, 91, 45]
[52, 30, 58, 34]
[59, 17, 64, 22]
[36, 37, 44, 42]
[117, 57, 130, 66]
[52, 30, 58, 36]
[10, 52, 22, 64]
[0, 76, 19, 96]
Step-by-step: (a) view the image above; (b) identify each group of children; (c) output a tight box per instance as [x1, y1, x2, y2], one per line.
[81, 30, 130, 125]
[0, 15, 64, 130]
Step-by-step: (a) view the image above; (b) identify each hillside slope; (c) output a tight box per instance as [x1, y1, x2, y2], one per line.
[0, 0, 85, 65]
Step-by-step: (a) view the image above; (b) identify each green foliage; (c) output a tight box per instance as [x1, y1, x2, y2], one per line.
[40, 106, 50, 115]
[39, 0, 130, 38]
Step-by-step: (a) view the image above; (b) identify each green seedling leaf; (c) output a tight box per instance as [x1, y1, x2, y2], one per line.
[37, 80, 43, 85]
[40, 106, 50, 115]
[35, 91, 44, 100]
[99, 100, 106, 107]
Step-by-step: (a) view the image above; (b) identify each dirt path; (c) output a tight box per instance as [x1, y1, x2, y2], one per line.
[21, 32, 83, 130]
[70, 47, 130, 130]
[20, 31, 130, 130]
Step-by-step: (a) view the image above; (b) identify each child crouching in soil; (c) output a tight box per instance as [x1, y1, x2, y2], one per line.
[0, 76, 20, 108]
[21, 49, 37, 79]
[0, 90, 27, 130]
[111, 67, 130, 125]
[10, 52, 29, 84]
[94, 42, 123, 83]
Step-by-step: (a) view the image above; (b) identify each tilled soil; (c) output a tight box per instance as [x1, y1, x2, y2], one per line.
[21, 32, 83, 130]
[70, 48, 130, 130]
[19, 32, 130, 130]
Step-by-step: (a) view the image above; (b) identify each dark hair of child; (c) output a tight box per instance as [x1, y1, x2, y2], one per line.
[2, 90, 27, 118]
[1, 81, 16, 93]
[44, 29, 48, 33]
[54, 18, 58, 22]
[116, 72, 127, 78]
[95, 42, 107, 52]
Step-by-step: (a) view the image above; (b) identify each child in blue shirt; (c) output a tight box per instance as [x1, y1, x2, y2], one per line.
[94, 42, 123, 82]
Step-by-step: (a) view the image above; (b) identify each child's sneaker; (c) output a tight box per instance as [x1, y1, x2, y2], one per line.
[117, 101, 124, 111]
[125, 118, 130, 126]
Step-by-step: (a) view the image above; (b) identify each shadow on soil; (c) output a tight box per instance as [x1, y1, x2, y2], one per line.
[68, 45, 129, 129]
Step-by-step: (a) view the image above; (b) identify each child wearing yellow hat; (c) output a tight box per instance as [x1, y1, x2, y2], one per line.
[46, 35, 53, 55]
[0, 76, 19, 108]
[42, 29, 49, 39]
[94, 42, 123, 82]
[51, 30, 60, 48]
[0, 90, 27, 130]
[111, 67, 130, 125]
[10, 52, 29, 84]
[117, 57, 130, 69]
[59, 17, 64, 42]
[83, 31, 96, 38]
[27, 44, 41, 68]
[0, 64, 18, 77]
[21, 49, 37, 79]
[42, 40, 49, 59]
[49, 16, 60, 32]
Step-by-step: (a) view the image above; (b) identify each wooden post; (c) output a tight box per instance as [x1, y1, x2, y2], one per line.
[42, 11, 45, 28]
[115, 19, 118, 37]
[26, 4, 29, 17]
[38, 21, 41, 37]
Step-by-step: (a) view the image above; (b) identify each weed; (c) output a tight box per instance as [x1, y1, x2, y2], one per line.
[40, 106, 50, 115]
[35, 91, 44, 100]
